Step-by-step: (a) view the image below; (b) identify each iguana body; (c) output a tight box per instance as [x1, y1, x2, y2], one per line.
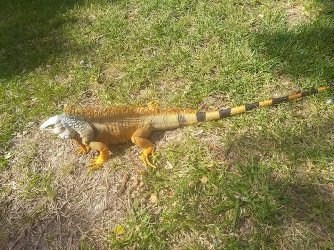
[40, 85, 332, 172]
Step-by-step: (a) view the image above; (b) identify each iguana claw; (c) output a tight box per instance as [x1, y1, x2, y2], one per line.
[87, 156, 104, 172]
[74, 145, 90, 156]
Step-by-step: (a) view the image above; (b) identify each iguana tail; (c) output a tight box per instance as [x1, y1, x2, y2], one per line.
[201, 84, 333, 122]
[146, 84, 332, 130]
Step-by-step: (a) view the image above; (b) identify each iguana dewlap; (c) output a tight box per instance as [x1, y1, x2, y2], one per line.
[40, 85, 332, 172]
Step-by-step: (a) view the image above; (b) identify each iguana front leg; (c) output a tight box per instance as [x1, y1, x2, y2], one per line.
[87, 141, 109, 172]
[72, 139, 90, 155]
[131, 125, 156, 168]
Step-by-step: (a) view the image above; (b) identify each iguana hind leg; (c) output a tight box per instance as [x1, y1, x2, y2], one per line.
[87, 141, 109, 172]
[131, 125, 156, 168]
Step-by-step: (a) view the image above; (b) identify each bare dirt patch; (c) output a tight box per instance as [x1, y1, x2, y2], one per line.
[0, 119, 196, 249]
[98, 63, 127, 85]
[285, 3, 311, 28]
[0, 126, 144, 249]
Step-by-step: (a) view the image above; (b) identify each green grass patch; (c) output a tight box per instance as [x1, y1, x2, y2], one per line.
[1, 0, 333, 248]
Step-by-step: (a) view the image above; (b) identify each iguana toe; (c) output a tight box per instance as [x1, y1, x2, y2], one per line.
[87, 156, 104, 172]
[74, 145, 90, 156]
[140, 149, 157, 168]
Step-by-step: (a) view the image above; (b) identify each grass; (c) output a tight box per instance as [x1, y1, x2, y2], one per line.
[0, 0, 333, 248]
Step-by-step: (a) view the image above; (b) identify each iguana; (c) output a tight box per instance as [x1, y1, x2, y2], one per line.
[40, 85, 332, 172]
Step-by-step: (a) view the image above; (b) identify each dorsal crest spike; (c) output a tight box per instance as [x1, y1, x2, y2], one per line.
[63, 105, 73, 114]
[62, 102, 197, 120]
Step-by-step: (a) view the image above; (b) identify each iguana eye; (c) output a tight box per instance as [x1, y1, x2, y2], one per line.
[45, 124, 55, 129]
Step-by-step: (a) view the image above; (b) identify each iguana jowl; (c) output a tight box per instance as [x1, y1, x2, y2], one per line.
[40, 85, 332, 172]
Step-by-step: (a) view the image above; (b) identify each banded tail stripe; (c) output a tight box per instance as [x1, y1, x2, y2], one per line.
[194, 84, 332, 122]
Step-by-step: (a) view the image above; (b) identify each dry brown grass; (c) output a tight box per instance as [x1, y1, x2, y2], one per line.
[0, 127, 143, 249]
[285, 2, 311, 29]
[0, 120, 191, 249]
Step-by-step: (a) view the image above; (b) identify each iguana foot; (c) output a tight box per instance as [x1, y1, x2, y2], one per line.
[74, 145, 90, 156]
[140, 147, 157, 168]
[87, 156, 105, 172]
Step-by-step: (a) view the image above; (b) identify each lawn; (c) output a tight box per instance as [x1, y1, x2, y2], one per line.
[0, 0, 333, 249]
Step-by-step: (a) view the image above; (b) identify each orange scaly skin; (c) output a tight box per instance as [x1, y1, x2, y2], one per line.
[40, 85, 333, 172]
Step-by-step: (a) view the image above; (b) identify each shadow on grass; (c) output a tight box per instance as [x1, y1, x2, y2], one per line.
[226, 6, 334, 246]
[252, 8, 334, 83]
[219, 116, 333, 247]
[225, 115, 333, 168]
[0, 0, 84, 79]
[222, 164, 333, 248]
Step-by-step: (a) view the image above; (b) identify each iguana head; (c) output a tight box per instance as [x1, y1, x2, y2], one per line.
[41, 114, 95, 144]
[40, 115, 76, 139]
